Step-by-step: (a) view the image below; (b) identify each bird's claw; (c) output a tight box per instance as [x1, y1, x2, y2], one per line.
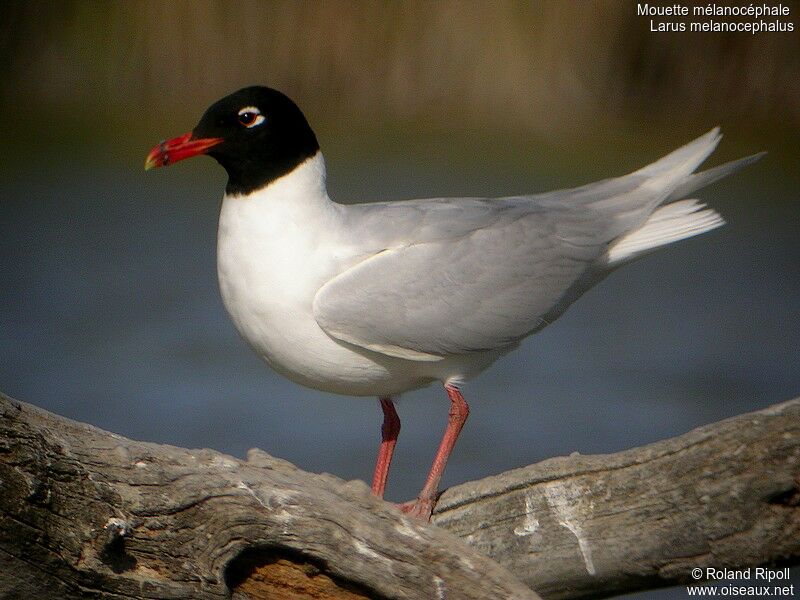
[395, 495, 439, 522]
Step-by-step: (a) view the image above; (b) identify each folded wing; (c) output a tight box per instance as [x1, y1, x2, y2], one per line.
[313, 129, 760, 360]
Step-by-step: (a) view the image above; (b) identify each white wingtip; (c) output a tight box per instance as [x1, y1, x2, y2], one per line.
[634, 128, 722, 179]
[667, 150, 766, 201]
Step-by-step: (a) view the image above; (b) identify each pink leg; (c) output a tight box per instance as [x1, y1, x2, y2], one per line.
[371, 396, 400, 498]
[400, 383, 470, 521]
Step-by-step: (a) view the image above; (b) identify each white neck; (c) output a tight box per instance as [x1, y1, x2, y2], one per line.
[217, 151, 343, 267]
[224, 151, 331, 210]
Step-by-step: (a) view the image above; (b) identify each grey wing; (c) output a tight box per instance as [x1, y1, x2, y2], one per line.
[313, 128, 733, 360]
[313, 209, 609, 360]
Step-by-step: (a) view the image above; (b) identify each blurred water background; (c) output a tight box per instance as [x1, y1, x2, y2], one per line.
[1, 2, 799, 597]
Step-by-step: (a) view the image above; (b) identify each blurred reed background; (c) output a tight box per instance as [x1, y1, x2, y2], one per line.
[2, 0, 799, 148]
[1, 5, 799, 596]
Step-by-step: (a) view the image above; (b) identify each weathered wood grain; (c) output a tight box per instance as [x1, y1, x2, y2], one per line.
[1, 391, 798, 599]
[0, 392, 537, 600]
[435, 398, 800, 598]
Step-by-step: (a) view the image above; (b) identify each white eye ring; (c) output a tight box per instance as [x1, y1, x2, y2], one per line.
[238, 106, 265, 128]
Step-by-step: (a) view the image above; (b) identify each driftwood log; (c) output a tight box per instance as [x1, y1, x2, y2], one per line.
[0, 391, 797, 599]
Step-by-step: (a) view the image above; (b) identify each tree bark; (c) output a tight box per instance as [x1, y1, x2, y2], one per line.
[0, 391, 798, 600]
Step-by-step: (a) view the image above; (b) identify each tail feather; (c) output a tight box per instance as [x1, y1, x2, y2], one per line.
[605, 199, 725, 265]
[600, 130, 763, 264]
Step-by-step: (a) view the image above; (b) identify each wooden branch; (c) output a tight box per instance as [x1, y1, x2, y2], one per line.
[1, 390, 798, 599]
[434, 397, 800, 598]
[0, 392, 537, 600]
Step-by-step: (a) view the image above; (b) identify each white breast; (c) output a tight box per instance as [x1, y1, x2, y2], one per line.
[216, 153, 439, 396]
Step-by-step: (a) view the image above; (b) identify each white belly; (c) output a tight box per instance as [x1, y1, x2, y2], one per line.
[215, 185, 431, 396]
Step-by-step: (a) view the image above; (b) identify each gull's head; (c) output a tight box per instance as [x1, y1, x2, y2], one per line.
[145, 86, 319, 194]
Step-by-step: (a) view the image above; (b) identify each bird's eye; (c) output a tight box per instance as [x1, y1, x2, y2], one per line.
[237, 106, 265, 128]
